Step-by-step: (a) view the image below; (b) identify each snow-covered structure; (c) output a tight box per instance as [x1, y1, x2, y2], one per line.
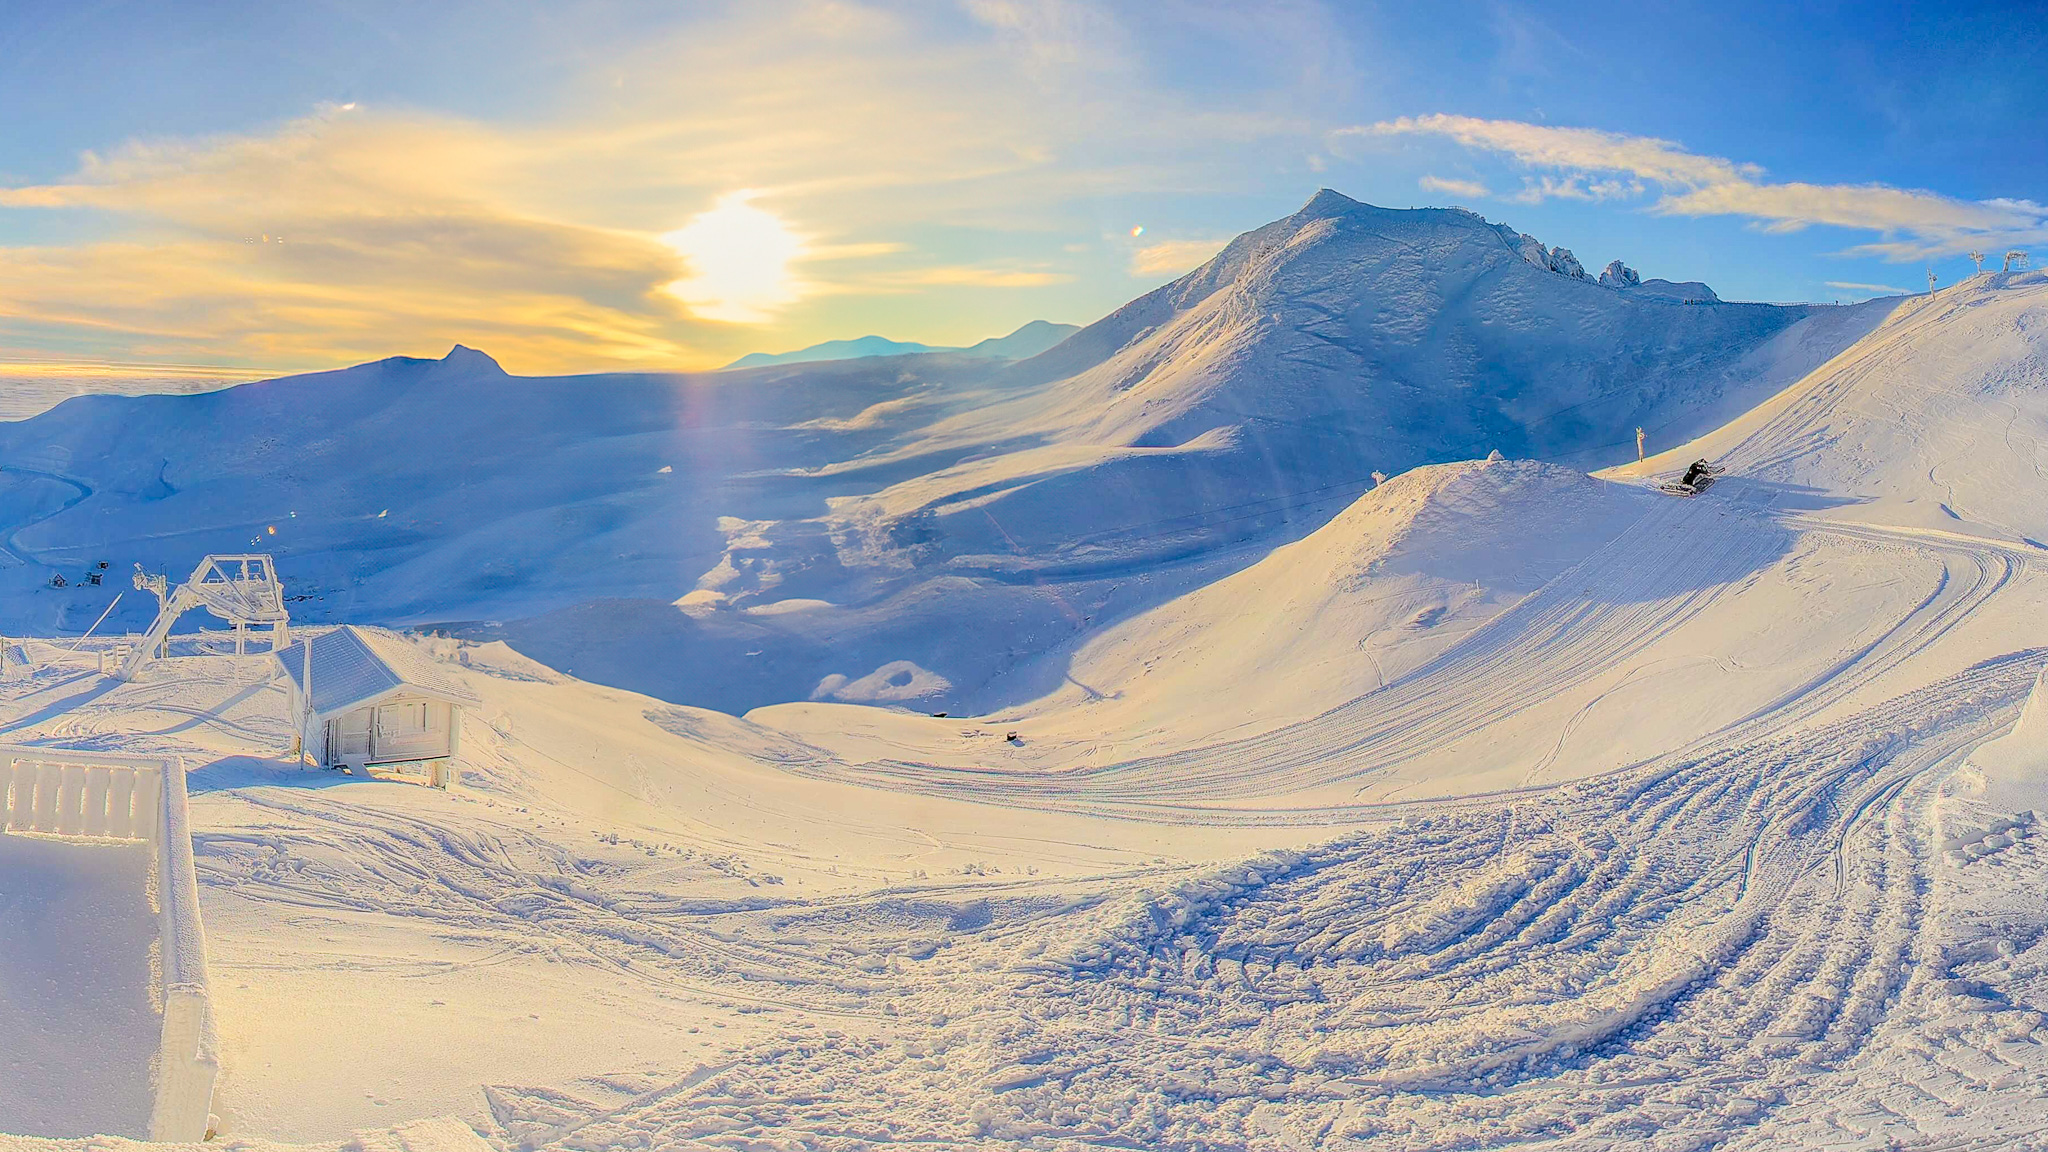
[0, 746, 215, 1141]
[275, 626, 477, 784]
[116, 554, 289, 681]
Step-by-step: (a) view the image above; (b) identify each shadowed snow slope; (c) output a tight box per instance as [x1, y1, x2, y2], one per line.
[0, 193, 1890, 715]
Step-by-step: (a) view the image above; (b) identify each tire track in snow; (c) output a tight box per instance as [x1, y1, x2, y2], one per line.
[540, 653, 2046, 1151]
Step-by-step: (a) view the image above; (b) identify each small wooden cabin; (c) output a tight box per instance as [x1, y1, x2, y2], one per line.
[274, 626, 480, 785]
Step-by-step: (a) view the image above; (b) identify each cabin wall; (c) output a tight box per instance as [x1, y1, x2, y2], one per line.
[321, 694, 459, 767]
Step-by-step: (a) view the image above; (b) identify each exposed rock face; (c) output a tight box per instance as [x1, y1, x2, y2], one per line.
[1600, 260, 1642, 288]
[1547, 246, 1589, 280]
[1498, 227, 1590, 281]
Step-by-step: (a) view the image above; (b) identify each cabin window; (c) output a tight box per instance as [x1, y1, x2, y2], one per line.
[376, 702, 433, 736]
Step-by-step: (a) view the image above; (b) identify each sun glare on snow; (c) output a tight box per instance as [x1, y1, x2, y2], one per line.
[661, 191, 806, 324]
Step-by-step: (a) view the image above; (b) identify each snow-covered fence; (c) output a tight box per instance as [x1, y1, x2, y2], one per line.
[0, 747, 216, 1141]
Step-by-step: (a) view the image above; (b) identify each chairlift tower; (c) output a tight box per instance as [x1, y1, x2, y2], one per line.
[1970, 250, 1986, 272]
[1927, 268, 1938, 294]
[116, 554, 289, 681]
[2005, 250, 2031, 272]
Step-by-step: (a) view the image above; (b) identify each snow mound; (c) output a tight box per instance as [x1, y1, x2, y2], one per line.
[813, 659, 952, 703]
[1963, 661, 2048, 811]
[1633, 278, 1721, 302]
[995, 459, 1656, 749]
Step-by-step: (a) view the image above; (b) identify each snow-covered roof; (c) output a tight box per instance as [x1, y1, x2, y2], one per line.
[274, 626, 480, 716]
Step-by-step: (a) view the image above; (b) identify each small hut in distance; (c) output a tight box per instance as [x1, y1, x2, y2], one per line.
[274, 626, 480, 787]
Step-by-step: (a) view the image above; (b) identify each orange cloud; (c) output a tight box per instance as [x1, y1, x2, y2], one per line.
[0, 1, 1345, 373]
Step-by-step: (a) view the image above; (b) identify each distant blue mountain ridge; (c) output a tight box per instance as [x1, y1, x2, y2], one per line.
[723, 319, 1080, 370]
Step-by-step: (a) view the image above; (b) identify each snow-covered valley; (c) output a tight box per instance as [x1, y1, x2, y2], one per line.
[5, 196, 2048, 1151]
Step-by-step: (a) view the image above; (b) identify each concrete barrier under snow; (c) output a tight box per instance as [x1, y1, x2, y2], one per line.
[0, 747, 217, 1142]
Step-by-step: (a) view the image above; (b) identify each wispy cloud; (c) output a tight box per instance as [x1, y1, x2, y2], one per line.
[1130, 238, 1229, 278]
[1825, 281, 1914, 295]
[1418, 175, 1489, 200]
[1344, 113, 2048, 260]
[0, 1, 1345, 372]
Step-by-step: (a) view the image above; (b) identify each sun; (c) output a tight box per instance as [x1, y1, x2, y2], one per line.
[660, 191, 806, 324]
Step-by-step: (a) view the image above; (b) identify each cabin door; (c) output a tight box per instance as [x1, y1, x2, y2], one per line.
[327, 710, 372, 766]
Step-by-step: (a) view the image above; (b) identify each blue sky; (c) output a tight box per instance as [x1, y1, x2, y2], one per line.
[1, 0, 2042, 374]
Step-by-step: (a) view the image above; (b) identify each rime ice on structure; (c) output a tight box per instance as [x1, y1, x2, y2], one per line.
[116, 554, 289, 681]
[1600, 260, 1642, 288]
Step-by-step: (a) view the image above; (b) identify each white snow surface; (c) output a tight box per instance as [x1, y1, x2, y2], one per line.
[0, 835, 158, 1138]
[5, 216, 2048, 1149]
[0, 192, 1895, 719]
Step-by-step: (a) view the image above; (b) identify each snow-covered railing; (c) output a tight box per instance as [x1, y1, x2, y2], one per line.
[0, 747, 216, 1142]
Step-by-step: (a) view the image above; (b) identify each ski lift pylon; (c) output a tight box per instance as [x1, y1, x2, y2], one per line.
[115, 554, 290, 680]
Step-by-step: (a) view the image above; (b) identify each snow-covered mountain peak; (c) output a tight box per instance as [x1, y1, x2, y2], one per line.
[436, 344, 506, 375]
[1295, 185, 1366, 219]
[0, 189, 1893, 717]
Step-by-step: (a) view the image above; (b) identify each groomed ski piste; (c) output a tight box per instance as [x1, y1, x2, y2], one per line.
[3, 197, 2048, 1151]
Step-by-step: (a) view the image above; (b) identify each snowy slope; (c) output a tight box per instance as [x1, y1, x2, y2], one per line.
[0, 193, 1890, 718]
[763, 192, 1849, 581]
[1618, 270, 2048, 541]
[989, 459, 1659, 747]
[0, 346, 1027, 700]
[692, 194, 1892, 658]
[6, 249, 2048, 1148]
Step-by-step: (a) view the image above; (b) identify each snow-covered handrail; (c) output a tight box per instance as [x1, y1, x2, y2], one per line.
[0, 747, 216, 1141]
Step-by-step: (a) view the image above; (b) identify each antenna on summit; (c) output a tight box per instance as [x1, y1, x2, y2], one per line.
[1926, 268, 1938, 294]
[1969, 250, 1986, 272]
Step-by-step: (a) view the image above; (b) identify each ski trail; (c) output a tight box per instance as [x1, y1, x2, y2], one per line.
[536, 652, 2047, 1151]
[784, 496, 1783, 814]
[0, 466, 93, 571]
